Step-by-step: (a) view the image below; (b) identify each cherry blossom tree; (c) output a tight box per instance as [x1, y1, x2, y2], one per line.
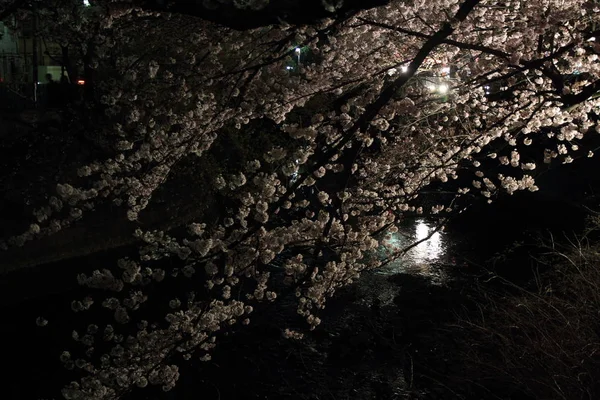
[3, 0, 600, 398]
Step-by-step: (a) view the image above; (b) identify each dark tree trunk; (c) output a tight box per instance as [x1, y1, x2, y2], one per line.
[82, 41, 96, 103]
[60, 45, 76, 84]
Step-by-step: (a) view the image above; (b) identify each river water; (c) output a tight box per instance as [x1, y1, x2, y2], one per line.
[375, 218, 450, 284]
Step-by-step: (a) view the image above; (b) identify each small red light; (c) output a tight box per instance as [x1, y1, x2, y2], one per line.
[77, 79, 85, 85]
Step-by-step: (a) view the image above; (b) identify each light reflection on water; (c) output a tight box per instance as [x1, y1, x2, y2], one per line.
[376, 219, 448, 283]
[413, 220, 443, 263]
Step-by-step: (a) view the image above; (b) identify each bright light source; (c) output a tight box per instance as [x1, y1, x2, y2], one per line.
[77, 79, 85, 85]
[294, 47, 301, 65]
[587, 37, 596, 42]
[484, 85, 490, 89]
[286, 66, 293, 70]
[401, 65, 408, 73]
[438, 83, 449, 94]
[83, 0, 91, 6]
[387, 68, 397, 76]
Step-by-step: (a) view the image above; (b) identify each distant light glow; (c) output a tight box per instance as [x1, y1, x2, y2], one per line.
[587, 37, 596, 42]
[83, 0, 90, 6]
[294, 47, 301, 54]
[77, 79, 85, 85]
[401, 65, 408, 73]
[286, 66, 293, 70]
[438, 83, 449, 94]
[387, 68, 397, 76]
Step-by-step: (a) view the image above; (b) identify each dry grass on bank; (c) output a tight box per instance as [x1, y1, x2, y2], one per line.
[427, 218, 600, 400]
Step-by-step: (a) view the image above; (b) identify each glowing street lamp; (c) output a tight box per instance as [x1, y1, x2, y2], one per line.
[294, 47, 301, 64]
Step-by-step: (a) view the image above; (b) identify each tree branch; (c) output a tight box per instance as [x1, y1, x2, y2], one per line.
[358, 17, 510, 60]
